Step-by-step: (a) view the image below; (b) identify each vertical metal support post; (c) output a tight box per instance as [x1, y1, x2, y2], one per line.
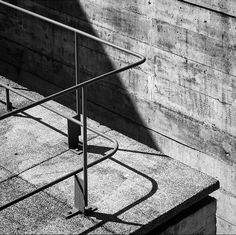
[74, 174, 85, 213]
[82, 86, 88, 208]
[64, 86, 94, 218]
[67, 32, 81, 149]
[65, 86, 97, 218]
[64, 173, 85, 218]
[65, 35, 95, 218]
[75, 32, 81, 116]
[67, 118, 80, 149]
[6, 86, 12, 112]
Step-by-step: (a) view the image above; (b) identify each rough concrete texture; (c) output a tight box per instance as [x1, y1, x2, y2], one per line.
[0, 0, 235, 232]
[155, 196, 217, 235]
[0, 79, 219, 234]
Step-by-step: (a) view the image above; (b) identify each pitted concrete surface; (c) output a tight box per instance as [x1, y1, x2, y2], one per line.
[0, 77, 219, 234]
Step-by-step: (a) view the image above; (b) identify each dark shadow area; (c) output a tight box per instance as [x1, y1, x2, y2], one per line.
[87, 144, 111, 155]
[0, 0, 160, 151]
[86, 211, 144, 227]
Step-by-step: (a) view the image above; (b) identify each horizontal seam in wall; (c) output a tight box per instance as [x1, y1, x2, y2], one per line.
[0, 35, 74, 69]
[0, 58, 67, 90]
[90, 20, 236, 79]
[177, 0, 236, 19]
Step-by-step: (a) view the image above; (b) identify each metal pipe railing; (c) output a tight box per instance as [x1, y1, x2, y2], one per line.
[74, 32, 81, 117]
[0, 84, 114, 144]
[82, 87, 88, 207]
[0, 0, 145, 121]
[0, 83, 117, 143]
[0, 82, 119, 214]
[0, 141, 119, 211]
[0, 0, 146, 215]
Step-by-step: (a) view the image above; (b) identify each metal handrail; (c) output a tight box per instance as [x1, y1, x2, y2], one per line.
[0, 0, 146, 215]
[0, 83, 117, 144]
[0, 0, 145, 120]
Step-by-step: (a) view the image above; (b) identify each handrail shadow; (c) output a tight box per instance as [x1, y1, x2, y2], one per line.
[0, 99, 68, 136]
[79, 156, 158, 234]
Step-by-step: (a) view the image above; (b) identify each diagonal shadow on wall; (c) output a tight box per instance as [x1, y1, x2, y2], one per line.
[0, 0, 159, 150]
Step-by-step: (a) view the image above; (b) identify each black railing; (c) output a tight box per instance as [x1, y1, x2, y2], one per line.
[0, 0, 145, 216]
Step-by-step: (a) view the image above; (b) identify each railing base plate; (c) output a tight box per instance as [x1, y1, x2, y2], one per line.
[64, 206, 97, 219]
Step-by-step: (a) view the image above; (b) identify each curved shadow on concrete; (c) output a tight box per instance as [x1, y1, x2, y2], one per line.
[79, 156, 158, 234]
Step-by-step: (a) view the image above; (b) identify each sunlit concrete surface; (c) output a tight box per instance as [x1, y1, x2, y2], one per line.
[0, 77, 219, 234]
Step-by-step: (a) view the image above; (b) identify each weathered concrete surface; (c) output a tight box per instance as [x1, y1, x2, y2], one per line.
[0, 0, 234, 232]
[153, 196, 217, 235]
[181, 0, 236, 17]
[0, 167, 109, 235]
[0, 79, 219, 234]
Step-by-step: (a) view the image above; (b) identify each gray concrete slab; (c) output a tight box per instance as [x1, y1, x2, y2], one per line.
[0, 106, 69, 181]
[0, 77, 219, 234]
[0, 170, 109, 234]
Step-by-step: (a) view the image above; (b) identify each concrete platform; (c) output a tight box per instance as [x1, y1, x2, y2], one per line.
[0, 77, 219, 234]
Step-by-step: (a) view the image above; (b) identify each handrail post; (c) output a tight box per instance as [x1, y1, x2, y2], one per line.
[67, 32, 81, 149]
[6, 86, 12, 112]
[65, 86, 97, 218]
[82, 86, 88, 207]
[81, 87, 97, 214]
[75, 32, 81, 117]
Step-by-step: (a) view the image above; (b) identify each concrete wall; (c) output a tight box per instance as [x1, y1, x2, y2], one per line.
[0, 0, 236, 233]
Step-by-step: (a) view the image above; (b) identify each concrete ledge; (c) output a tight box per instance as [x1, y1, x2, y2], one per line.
[0, 78, 219, 234]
